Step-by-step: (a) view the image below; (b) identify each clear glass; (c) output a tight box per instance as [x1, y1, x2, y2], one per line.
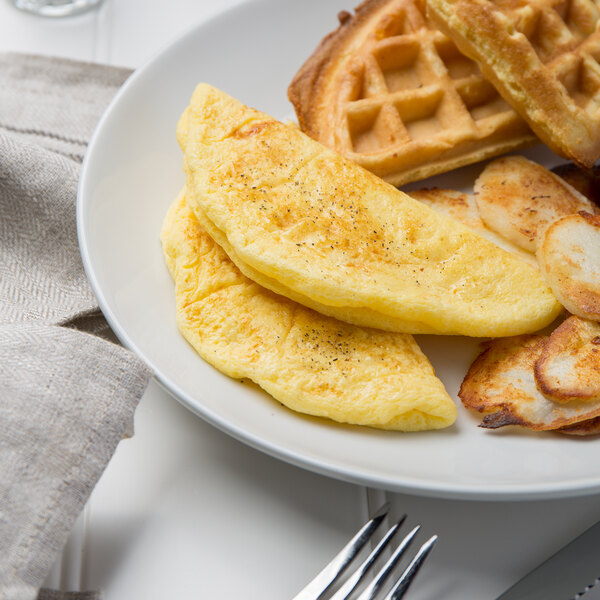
[12, 0, 104, 17]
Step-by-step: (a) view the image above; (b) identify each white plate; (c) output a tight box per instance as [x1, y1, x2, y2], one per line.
[78, 0, 600, 501]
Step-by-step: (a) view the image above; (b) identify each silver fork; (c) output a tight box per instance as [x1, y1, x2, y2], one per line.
[292, 504, 437, 600]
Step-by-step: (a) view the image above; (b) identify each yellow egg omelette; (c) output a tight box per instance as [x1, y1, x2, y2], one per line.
[161, 192, 457, 431]
[178, 84, 561, 337]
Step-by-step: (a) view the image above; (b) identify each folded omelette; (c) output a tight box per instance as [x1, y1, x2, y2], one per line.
[178, 84, 560, 337]
[161, 193, 456, 431]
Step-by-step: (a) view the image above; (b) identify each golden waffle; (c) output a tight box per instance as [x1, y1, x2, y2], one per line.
[428, 0, 600, 167]
[288, 0, 535, 186]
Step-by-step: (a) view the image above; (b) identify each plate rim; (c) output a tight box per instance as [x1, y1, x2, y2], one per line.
[77, 0, 600, 502]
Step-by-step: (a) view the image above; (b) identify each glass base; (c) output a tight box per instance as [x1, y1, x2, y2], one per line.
[12, 0, 104, 17]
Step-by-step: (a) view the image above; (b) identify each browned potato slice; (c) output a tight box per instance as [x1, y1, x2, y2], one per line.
[411, 188, 537, 266]
[534, 315, 600, 403]
[551, 164, 600, 208]
[459, 335, 600, 430]
[558, 416, 600, 436]
[474, 156, 598, 252]
[410, 188, 480, 229]
[536, 212, 600, 321]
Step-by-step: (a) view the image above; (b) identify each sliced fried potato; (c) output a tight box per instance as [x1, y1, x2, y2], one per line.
[558, 416, 600, 436]
[459, 335, 600, 430]
[551, 164, 600, 208]
[411, 188, 537, 266]
[474, 156, 598, 252]
[534, 315, 600, 403]
[536, 212, 600, 321]
[409, 188, 480, 229]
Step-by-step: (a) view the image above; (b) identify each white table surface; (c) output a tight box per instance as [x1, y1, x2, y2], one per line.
[2, 1, 600, 598]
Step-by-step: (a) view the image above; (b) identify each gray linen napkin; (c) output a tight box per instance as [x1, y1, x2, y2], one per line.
[0, 53, 153, 599]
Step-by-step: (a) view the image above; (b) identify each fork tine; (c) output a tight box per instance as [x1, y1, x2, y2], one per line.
[291, 504, 390, 600]
[356, 525, 421, 600]
[330, 515, 407, 600]
[383, 534, 438, 600]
